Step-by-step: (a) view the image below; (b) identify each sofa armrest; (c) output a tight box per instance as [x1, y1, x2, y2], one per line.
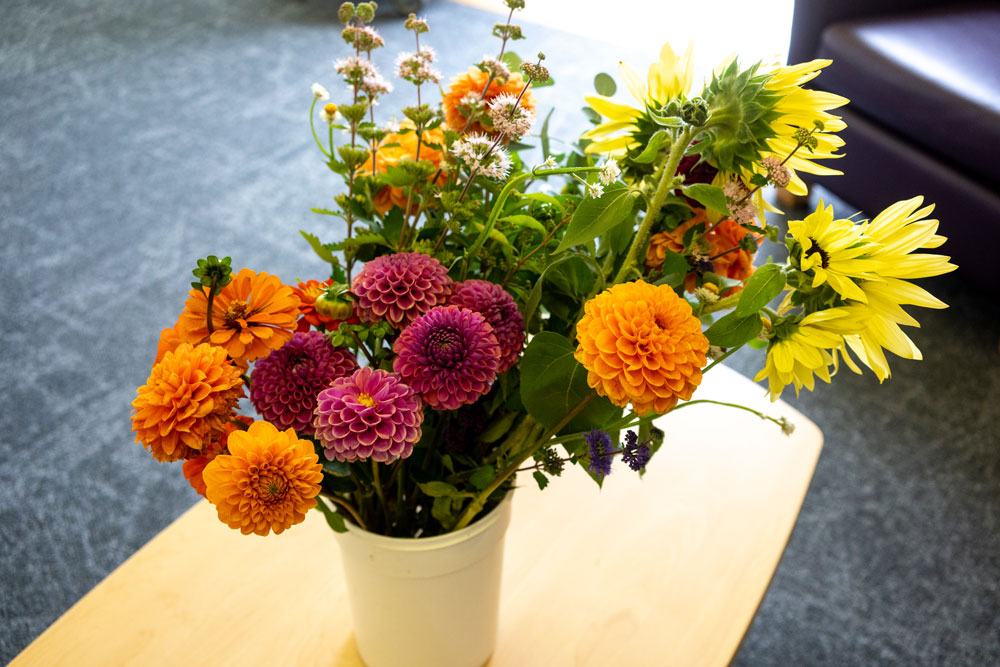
[787, 0, 953, 64]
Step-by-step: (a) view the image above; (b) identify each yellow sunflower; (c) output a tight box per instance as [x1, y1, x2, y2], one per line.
[754, 308, 857, 401]
[582, 42, 694, 155]
[788, 201, 881, 302]
[754, 60, 849, 196]
[862, 196, 957, 280]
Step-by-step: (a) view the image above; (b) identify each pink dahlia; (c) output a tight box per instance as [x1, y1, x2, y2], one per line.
[351, 252, 452, 328]
[250, 331, 358, 435]
[313, 367, 424, 463]
[393, 306, 501, 410]
[447, 280, 525, 373]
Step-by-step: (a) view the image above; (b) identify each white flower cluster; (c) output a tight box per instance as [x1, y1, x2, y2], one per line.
[459, 92, 487, 123]
[395, 48, 441, 85]
[311, 83, 330, 100]
[334, 56, 376, 87]
[477, 56, 511, 82]
[451, 133, 512, 180]
[487, 92, 535, 140]
[598, 158, 620, 185]
[723, 179, 758, 225]
[585, 182, 604, 198]
[343, 25, 385, 50]
[761, 156, 790, 187]
[360, 72, 393, 101]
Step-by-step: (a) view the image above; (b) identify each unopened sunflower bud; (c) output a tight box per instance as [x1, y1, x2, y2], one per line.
[707, 345, 726, 360]
[681, 97, 708, 126]
[695, 286, 720, 305]
[338, 2, 354, 23]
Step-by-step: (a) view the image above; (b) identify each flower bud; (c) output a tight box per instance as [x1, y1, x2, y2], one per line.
[338, 2, 354, 23]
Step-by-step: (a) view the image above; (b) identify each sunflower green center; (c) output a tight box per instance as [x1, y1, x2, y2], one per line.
[805, 237, 830, 269]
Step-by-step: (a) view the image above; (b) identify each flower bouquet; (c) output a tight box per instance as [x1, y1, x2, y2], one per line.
[131, 1, 955, 663]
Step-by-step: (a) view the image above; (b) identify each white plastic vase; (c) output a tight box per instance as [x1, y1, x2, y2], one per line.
[334, 494, 514, 667]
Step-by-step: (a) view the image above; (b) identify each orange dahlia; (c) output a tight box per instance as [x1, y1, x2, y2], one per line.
[182, 416, 253, 497]
[202, 420, 324, 536]
[131, 343, 245, 462]
[441, 67, 536, 136]
[575, 281, 709, 415]
[358, 120, 448, 215]
[154, 321, 183, 363]
[177, 267, 300, 363]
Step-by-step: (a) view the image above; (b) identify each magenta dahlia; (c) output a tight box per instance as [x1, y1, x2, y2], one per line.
[393, 306, 501, 410]
[447, 279, 524, 373]
[249, 331, 357, 435]
[313, 367, 424, 463]
[351, 252, 452, 328]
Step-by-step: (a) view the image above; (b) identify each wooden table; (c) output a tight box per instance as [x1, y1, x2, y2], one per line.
[11, 365, 822, 666]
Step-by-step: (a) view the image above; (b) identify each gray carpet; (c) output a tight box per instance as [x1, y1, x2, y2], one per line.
[1, 0, 998, 663]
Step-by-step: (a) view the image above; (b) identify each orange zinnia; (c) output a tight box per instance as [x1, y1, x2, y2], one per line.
[291, 278, 335, 332]
[131, 343, 244, 462]
[154, 321, 183, 363]
[575, 281, 709, 415]
[645, 209, 759, 293]
[202, 421, 324, 536]
[358, 120, 449, 215]
[441, 67, 536, 136]
[177, 267, 300, 363]
[182, 416, 253, 497]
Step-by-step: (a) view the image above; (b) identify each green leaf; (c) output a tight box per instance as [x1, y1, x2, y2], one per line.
[480, 411, 519, 444]
[383, 165, 418, 187]
[554, 183, 636, 253]
[594, 72, 617, 97]
[540, 108, 554, 158]
[418, 481, 474, 499]
[680, 183, 729, 213]
[469, 466, 496, 491]
[521, 192, 565, 218]
[532, 470, 550, 490]
[322, 459, 352, 477]
[660, 249, 691, 277]
[704, 311, 763, 347]
[501, 51, 522, 72]
[734, 264, 786, 316]
[501, 214, 546, 234]
[313, 497, 348, 533]
[300, 230, 336, 264]
[381, 207, 404, 245]
[519, 332, 622, 433]
[581, 106, 601, 124]
[431, 495, 458, 529]
[632, 130, 669, 164]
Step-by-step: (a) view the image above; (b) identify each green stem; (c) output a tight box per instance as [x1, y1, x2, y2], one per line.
[670, 398, 789, 430]
[321, 491, 366, 530]
[205, 277, 218, 334]
[453, 393, 596, 531]
[371, 460, 389, 529]
[463, 166, 601, 273]
[702, 345, 740, 374]
[613, 128, 694, 285]
[701, 290, 741, 315]
[309, 98, 330, 157]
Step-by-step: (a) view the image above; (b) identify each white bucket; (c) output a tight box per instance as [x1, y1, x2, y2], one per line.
[334, 494, 514, 667]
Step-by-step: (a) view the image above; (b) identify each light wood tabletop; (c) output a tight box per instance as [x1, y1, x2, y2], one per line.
[12, 364, 821, 666]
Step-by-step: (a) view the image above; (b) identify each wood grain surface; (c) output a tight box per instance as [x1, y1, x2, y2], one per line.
[11, 365, 821, 666]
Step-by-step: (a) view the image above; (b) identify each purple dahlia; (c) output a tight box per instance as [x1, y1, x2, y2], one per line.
[351, 252, 452, 328]
[393, 306, 501, 410]
[249, 331, 357, 435]
[447, 279, 524, 373]
[313, 367, 423, 463]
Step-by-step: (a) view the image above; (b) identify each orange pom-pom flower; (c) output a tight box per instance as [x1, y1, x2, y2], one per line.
[574, 281, 709, 415]
[202, 421, 324, 536]
[131, 342, 244, 462]
[177, 267, 300, 363]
